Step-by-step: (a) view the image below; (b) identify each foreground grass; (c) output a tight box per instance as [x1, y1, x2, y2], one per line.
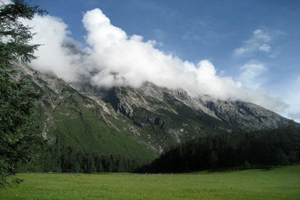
[1, 166, 300, 200]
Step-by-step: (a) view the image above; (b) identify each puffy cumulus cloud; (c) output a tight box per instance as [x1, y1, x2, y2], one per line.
[25, 8, 289, 117]
[233, 29, 273, 57]
[83, 9, 126, 53]
[185, 60, 243, 100]
[82, 9, 246, 100]
[22, 15, 90, 82]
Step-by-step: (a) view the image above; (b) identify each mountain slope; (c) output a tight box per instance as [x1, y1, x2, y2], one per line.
[18, 64, 295, 171]
[20, 64, 157, 171]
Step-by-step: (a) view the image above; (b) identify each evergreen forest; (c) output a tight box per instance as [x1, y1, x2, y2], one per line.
[138, 125, 300, 173]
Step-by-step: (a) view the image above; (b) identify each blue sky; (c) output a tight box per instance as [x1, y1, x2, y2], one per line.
[25, 0, 300, 121]
[32, 0, 300, 65]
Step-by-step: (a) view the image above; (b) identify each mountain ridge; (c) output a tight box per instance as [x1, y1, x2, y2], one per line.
[18, 63, 295, 168]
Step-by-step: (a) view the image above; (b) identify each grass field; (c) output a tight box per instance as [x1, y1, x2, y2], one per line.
[1, 166, 300, 200]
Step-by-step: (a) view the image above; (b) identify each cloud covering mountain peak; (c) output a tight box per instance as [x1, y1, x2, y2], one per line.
[23, 8, 288, 115]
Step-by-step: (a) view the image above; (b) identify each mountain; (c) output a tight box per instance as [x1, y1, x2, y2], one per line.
[18, 63, 295, 172]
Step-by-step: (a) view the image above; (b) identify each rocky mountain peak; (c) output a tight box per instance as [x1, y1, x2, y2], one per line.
[17, 64, 296, 155]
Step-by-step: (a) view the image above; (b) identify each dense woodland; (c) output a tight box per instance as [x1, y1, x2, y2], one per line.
[20, 124, 300, 174]
[22, 139, 149, 173]
[138, 125, 300, 173]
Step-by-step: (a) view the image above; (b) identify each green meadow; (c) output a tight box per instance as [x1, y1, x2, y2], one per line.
[1, 166, 300, 200]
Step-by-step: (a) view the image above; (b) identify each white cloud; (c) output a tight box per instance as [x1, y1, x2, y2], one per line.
[253, 29, 271, 42]
[234, 47, 250, 57]
[25, 9, 289, 119]
[81, 9, 247, 100]
[233, 29, 273, 57]
[238, 61, 267, 90]
[22, 15, 90, 82]
[259, 44, 271, 52]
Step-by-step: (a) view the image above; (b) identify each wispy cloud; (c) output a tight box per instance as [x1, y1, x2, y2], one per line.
[289, 112, 300, 122]
[259, 44, 271, 52]
[152, 29, 166, 41]
[182, 29, 230, 46]
[233, 29, 276, 57]
[286, 76, 300, 122]
[238, 61, 267, 90]
[181, 17, 231, 45]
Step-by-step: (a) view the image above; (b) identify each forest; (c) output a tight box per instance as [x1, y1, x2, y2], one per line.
[22, 138, 150, 173]
[19, 124, 300, 174]
[138, 124, 300, 173]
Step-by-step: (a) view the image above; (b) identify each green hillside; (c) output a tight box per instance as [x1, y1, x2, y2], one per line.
[24, 73, 157, 173]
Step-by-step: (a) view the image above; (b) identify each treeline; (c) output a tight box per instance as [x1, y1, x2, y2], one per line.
[20, 138, 149, 173]
[138, 125, 300, 173]
[46, 147, 143, 173]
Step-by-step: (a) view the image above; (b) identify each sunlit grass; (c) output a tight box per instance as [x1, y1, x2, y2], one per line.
[1, 165, 300, 200]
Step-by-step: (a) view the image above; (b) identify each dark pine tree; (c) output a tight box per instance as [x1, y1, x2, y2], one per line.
[0, 0, 46, 186]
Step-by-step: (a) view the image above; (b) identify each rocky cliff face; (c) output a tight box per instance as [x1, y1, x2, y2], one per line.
[19, 64, 294, 155]
[203, 100, 290, 130]
[86, 81, 292, 132]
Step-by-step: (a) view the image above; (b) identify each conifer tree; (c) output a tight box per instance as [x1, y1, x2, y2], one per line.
[0, 0, 46, 186]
